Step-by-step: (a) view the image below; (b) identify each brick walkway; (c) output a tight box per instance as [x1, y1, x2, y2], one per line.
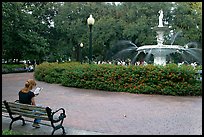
[2, 72, 202, 135]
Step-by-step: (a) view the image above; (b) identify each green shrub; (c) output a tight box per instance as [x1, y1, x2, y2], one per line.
[2, 64, 26, 74]
[34, 62, 202, 96]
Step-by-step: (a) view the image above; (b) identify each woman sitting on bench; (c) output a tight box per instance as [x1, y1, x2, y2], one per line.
[18, 79, 41, 128]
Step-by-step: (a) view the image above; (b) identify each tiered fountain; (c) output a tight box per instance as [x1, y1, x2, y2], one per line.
[108, 10, 202, 66]
[136, 9, 189, 66]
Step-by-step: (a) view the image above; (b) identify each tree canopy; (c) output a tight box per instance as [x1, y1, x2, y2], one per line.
[2, 2, 202, 63]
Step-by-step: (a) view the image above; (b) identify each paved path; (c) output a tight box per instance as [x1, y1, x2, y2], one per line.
[2, 72, 202, 135]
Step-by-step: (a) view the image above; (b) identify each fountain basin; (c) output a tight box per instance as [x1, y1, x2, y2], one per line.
[136, 45, 186, 65]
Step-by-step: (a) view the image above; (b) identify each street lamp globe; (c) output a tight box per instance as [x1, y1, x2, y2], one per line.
[87, 14, 95, 25]
[80, 43, 83, 48]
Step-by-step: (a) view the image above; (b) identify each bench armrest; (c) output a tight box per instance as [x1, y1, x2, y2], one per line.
[46, 107, 66, 123]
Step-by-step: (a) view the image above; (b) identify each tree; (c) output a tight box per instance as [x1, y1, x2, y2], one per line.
[167, 2, 202, 47]
[2, 2, 202, 63]
[2, 2, 58, 63]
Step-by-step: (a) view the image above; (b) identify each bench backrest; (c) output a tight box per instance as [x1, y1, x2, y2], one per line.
[2, 101, 49, 121]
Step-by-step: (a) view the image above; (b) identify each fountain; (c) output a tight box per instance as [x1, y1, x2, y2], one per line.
[107, 9, 202, 66]
[134, 9, 202, 66]
[136, 9, 189, 66]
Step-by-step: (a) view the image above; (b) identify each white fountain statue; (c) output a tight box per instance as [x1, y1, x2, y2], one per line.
[158, 9, 163, 27]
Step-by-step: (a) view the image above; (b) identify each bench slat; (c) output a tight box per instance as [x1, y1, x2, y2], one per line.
[9, 107, 47, 116]
[10, 110, 49, 120]
[7, 102, 46, 112]
[8, 105, 47, 114]
[3, 101, 46, 110]
[2, 108, 7, 112]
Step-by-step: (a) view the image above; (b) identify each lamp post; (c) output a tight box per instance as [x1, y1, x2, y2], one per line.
[72, 47, 75, 61]
[87, 14, 95, 64]
[80, 43, 83, 64]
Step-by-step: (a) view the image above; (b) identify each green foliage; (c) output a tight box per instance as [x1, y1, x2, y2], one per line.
[2, 64, 26, 74]
[2, 2, 201, 63]
[34, 62, 74, 83]
[34, 62, 202, 96]
[2, 2, 58, 63]
[168, 2, 202, 47]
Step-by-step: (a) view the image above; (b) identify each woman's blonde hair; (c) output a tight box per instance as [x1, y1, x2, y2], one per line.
[21, 79, 37, 93]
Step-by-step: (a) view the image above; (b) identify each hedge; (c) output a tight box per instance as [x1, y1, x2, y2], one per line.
[2, 64, 27, 74]
[34, 62, 202, 96]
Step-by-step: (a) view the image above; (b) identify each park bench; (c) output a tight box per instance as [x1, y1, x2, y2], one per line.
[2, 100, 66, 135]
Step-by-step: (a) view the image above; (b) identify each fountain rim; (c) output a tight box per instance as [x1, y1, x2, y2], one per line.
[136, 45, 185, 51]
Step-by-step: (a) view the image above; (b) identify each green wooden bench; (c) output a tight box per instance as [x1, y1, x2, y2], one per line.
[2, 100, 66, 135]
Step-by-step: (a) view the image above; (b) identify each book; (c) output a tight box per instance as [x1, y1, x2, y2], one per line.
[33, 87, 43, 96]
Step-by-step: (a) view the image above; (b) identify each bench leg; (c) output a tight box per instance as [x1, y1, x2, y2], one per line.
[51, 126, 66, 135]
[62, 126, 66, 135]
[20, 117, 26, 126]
[9, 116, 25, 130]
[9, 120, 14, 130]
[51, 129, 56, 135]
